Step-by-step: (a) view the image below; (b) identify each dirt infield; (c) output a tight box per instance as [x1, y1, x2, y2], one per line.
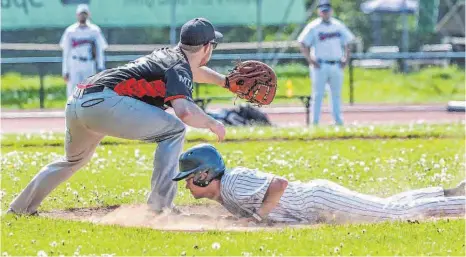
[1, 104, 464, 133]
[42, 204, 308, 232]
[40, 204, 463, 232]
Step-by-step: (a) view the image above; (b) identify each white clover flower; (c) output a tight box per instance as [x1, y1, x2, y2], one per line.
[37, 250, 47, 257]
[211, 242, 221, 250]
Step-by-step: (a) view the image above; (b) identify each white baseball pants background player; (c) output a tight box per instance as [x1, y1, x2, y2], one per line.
[310, 62, 344, 125]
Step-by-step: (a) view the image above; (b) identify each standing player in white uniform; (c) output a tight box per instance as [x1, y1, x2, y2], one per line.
[60, 4, 108, 98]
[298, 0, 354, 126]
[173, 144, 466, 224]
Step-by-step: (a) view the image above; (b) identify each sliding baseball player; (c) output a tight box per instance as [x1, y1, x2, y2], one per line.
[173, 144, 466, 225]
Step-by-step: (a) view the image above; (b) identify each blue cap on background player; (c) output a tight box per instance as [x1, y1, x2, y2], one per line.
[180, 18, 223, 46]
[318, 0, 332, 12]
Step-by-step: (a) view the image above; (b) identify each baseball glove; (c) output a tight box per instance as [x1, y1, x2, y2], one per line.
[225, 61, 277, 106]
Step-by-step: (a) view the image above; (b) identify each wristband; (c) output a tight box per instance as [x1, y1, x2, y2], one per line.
[224, 77, 230, 89]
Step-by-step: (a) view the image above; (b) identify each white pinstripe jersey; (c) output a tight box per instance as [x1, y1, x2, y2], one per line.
[220, 167, 319, 223]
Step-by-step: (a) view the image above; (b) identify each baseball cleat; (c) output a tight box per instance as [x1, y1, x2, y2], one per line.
[444, 179, 465, 197]
[5, 208, 39, 216]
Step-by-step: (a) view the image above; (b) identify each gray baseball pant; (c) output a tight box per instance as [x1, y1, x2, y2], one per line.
[9, 87, 186, 214]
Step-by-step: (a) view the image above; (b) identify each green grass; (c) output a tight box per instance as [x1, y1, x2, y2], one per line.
[2, 216, 463, 256]
[1, 124, 465, 255]
[1, 123, 464, 148]
[2, 138, 465, 210]
[1, 65, 464, 109]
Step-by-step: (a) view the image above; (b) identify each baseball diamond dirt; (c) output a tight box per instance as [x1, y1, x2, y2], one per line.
[1, 104, 464, 133]
[38, 203, 464, 232]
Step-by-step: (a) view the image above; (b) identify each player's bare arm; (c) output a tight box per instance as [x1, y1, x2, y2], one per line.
[341, 44, 351, 68]
[171, 98, 225, 141]
[299, 43, 319, 68]
[192, 66, 227, 87]
[256, 177, 288, 219]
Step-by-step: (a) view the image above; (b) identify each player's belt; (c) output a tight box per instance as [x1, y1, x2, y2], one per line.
[318, 59, 341, 64]
[73, 85, 106, 99]
[72, 56, 93, 62]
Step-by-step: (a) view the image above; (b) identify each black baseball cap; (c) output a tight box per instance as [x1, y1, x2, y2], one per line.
[180, 18, 223, 46]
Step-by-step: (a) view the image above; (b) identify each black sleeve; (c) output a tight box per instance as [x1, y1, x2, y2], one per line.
[164, 63, 194, 103]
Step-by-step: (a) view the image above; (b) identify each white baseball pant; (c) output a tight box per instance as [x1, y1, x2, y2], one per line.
[66, 59, 96, 97]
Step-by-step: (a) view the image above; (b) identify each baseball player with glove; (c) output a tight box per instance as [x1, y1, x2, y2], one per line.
[173, 144, 465, 225]
[8, 18, 277, 216]
[298, 0, 354, 126]
[60, 4, 108, 98]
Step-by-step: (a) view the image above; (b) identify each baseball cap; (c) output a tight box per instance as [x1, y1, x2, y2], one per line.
[180, 18, 223, 46]
[76, 4, 90, 14]
[318, 0, 332, 12]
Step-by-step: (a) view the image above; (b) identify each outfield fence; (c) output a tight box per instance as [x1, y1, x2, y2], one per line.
[1, 51, 464, 109]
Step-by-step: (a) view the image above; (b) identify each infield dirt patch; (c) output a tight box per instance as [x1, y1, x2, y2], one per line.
[42, 204, 308, 232]
[42, 204, 463, 232]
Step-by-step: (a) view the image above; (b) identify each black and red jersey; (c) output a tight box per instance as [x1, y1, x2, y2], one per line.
[83, 47, 193, 108]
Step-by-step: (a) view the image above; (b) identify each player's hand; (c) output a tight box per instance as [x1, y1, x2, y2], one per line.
[340, 59, 347, 69]
[310, 60, 320, 69]
[209, 120, 226, 142]
[63, 73, 69, 82]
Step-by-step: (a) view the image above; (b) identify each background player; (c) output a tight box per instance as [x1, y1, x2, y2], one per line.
[173, 144, 466, 225]
[298, 0, 354, 126]
[60, 4, 108, 98]
[8, 18, 228, 216]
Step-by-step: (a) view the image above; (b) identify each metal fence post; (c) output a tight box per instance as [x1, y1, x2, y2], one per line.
[169, 0, 177, 46]
[349, 57, 354, 105]
[38, 64, 45, 109]
[256, 0, 263, 56]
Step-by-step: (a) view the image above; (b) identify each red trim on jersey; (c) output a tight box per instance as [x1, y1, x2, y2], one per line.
[114, 78, 166, 98]
[77, 84, 94, 89]
[164, 95, 186, 103]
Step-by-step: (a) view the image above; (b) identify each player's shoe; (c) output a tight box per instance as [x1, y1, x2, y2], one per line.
[444, 180, 465, 197]
[5, 208, 39, 216]
[152, 206, 183, 215]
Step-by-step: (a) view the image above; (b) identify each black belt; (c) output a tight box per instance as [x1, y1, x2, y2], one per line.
[83, 86, 106, 95]
[318, 59, 341, 64]
[72, 56, 94, 62]
[73, 85, 107, 98]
